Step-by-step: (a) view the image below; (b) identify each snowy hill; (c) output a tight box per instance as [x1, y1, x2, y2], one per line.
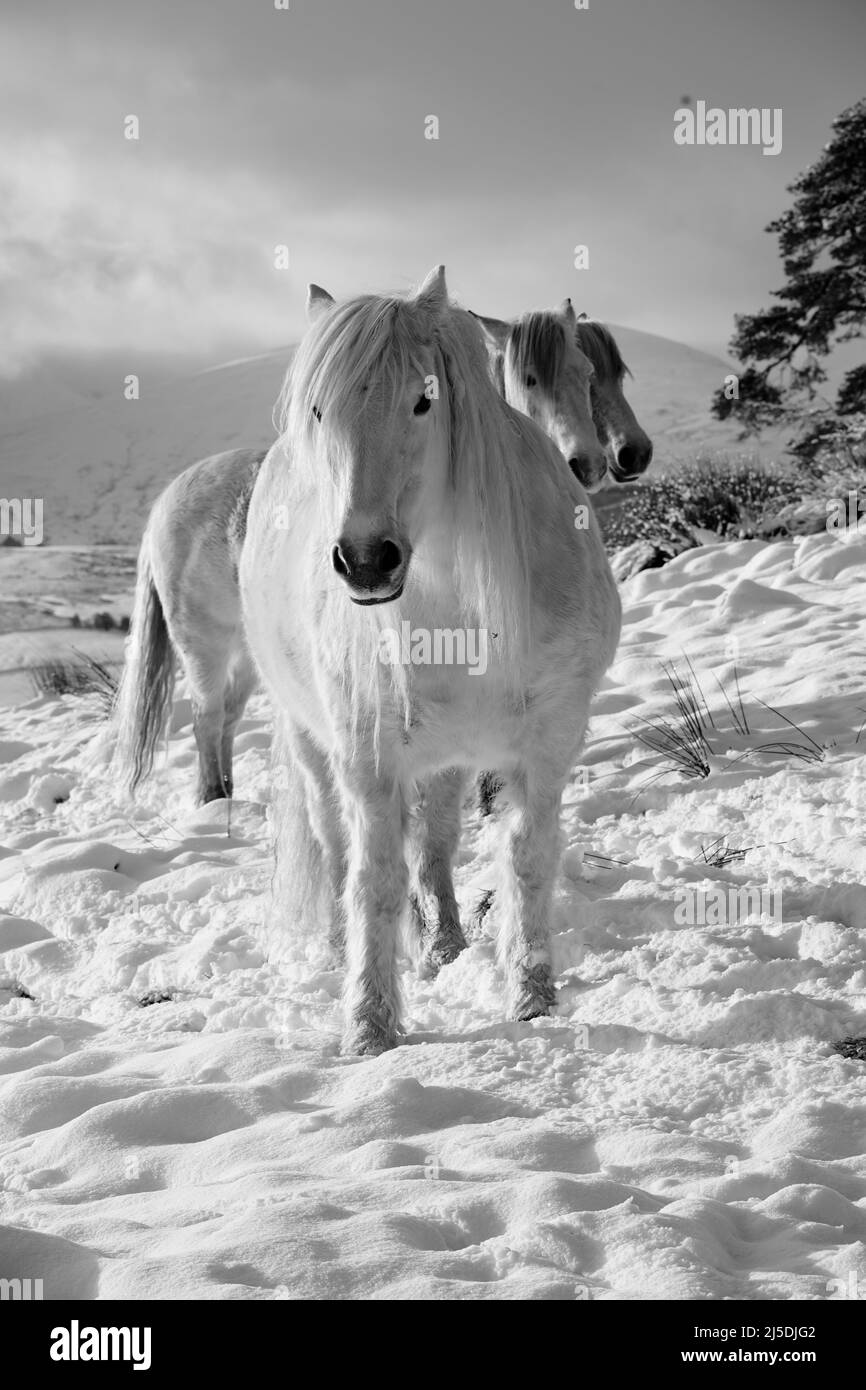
[0, 350, 289, 546]
[0, 329, 778, 547]
[1, 527, 864, 1299]
[0, 352, 216, 434]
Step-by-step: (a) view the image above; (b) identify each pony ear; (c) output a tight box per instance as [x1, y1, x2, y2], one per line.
[306, 283, 335, 324]
[470, 312, 511, 351]
[576, 310, 589, 323]
[413, 264, 448, 316]
[558, 298, 577, 328]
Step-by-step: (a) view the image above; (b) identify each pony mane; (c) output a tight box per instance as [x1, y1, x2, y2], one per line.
[272, 286, 544, 737]
[505, 311, 568, 394]
[433, 305, 537, 660]
[575, 318, 630, 381]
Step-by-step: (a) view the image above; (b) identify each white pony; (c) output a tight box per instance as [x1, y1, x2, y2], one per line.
[239, 266, 621, 1054]
[111, 297, 616, 808]
[112, 447, 263, 803]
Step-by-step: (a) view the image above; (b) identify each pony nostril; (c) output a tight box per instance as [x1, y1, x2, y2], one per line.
[568, 456, 601, 481]
[376, 539, 402, 575]
[333, 537, 404, 587]
[618, 444, 652, 475]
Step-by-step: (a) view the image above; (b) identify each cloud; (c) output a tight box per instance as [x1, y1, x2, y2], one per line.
[0, 140, 289, 371]
[2, 0, 864, 372]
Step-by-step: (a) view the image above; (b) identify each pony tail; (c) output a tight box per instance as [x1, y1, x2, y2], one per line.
[112, 537, 175, 791]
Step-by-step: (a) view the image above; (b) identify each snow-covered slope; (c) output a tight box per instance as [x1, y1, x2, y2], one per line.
[1, 528, 864, 1300]
[615, 327, 781, 460]
[0, 351, 287, 545]
[0, 329, 775, 547]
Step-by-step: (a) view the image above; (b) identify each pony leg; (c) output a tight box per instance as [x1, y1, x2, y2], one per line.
[411, 768, 468, 975]
[218, 655, 258, 799]
[179, 645, 231, 805]
[498, 767, 565, 1021]
[290, 726, 347, 962]
[192, 705, 226, 803]
[339, 765, 408, 1055]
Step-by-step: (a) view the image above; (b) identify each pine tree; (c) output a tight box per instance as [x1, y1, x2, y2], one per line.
[712, 98, 866, 460]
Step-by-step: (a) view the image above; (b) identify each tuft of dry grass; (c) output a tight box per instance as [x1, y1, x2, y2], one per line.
[629, 659, 713, 781]
[628, 659, 824, 787]
[30, 650, 119, 714]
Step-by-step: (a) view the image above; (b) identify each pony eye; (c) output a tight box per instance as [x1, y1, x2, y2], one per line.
[525, 374, 537, 388]
[414, 393, 432, 416]
[312, 406, 322, 423]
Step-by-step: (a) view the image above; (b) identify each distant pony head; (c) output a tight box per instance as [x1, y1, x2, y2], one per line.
[473, 298, 607, 491]
[575, 315, 653, 481]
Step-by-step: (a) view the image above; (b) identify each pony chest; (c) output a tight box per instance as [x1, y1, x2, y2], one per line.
[401, 664, 521, 763]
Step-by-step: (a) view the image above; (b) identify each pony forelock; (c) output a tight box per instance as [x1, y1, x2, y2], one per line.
[575, 318, 630, 381]
[277, 295, 435, 475]
[504, 312, 568, 396]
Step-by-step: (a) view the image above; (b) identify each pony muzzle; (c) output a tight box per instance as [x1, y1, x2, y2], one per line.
[567, 451, 608, 492]
[609, 438, 653, 482]
[331, 534, 410, 604]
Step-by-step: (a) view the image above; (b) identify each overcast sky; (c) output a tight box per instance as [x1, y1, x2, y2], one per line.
[1, 0, 864, 374]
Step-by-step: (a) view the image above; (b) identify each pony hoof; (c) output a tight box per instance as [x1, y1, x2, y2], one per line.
[477, 772, 504, 818]
[420, 945, 463, 979]
[421, 925, 467, 977]
[198, 784, 229, 805]
[512, 965, 557, 1021]
[516, 1004, 553, 1022]
[342, 1018, 398, 1056]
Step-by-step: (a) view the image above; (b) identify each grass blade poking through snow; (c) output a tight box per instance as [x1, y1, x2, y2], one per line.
[713, 665, 750, 736]
[628, 659, 712, 781]
[751, 697, 825, 764]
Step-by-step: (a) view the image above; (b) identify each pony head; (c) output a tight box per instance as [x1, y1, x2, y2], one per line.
[281, 266, 453, 606]
[575, 315, 653, 482]
[473, 298, 607, 492]
[277, 268, 535, 658]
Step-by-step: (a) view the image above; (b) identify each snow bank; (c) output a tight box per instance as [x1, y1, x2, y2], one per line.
[0, 530, 865, 1300]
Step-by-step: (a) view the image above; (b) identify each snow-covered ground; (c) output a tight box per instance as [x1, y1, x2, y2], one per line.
[1, 528, 865, 1300]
